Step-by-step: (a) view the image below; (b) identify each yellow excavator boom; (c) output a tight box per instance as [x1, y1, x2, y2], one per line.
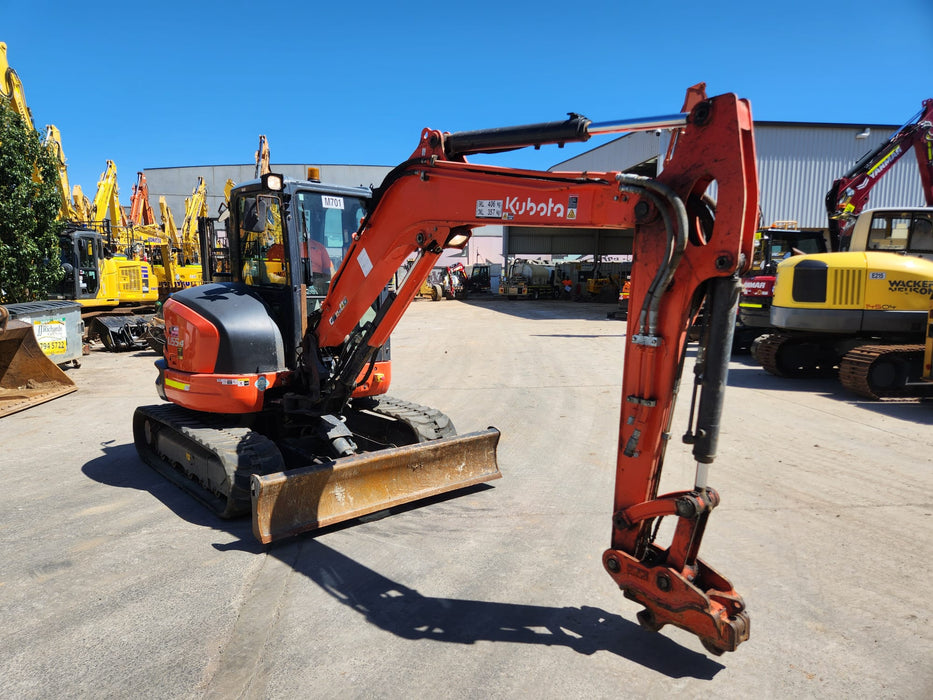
[0, 42, 34, 132]
[44, 125, 77, 221]
[180, 178, 207, 264]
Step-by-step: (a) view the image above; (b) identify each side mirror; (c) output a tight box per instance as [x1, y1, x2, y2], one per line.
[243, 198, 269, 233]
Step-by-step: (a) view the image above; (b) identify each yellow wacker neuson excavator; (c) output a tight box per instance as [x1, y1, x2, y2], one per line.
[754, 99, 933, 398]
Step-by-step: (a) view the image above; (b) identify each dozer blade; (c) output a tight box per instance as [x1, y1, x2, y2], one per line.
[252, 428, 501, 544]
[0, 319, 76, 418]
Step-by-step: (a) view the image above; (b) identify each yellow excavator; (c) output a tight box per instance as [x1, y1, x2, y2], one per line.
[756, 99, 933, 399]
[0, 43, 76, 414]
[51, 159, 159, 350]
[128, 171, 202, 295]
[3, 42, 157, 349]
[756, 210, 933, 398]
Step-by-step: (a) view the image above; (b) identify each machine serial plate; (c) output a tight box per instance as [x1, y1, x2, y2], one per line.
[476, 200, 503, 218]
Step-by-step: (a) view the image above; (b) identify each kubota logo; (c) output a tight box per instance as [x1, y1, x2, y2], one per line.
[504, 195, 572, 218]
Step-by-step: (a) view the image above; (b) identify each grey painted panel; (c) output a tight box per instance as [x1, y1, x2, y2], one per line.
[505, 226, 633, 256]
[551, 130, 667, 173]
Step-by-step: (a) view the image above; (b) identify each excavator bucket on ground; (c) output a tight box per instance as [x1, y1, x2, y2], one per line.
[252, 428, 501, 544]
[0, 319, 76, 417]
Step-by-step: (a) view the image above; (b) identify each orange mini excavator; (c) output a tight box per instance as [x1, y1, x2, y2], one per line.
[134, 85, 758, 654]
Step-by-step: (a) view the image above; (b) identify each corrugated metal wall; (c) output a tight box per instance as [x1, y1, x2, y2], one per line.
[755, 124, 925, 228]
[551, 130, 666, 174]
[550, 122, 928, 231]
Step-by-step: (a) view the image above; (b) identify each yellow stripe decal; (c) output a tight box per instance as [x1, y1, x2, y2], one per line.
[165, 377, 190, 391]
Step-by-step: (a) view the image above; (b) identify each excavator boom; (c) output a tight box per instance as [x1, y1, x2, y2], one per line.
[268, 89, 758, 652]
[0, 42, 34, 132]
[139, 87, 758, 656]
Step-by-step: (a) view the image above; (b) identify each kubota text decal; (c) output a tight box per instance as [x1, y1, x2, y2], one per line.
[476, 195, 579, 220]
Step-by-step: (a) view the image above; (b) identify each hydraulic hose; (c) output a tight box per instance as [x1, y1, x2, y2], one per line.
[615, 174, 689, 337]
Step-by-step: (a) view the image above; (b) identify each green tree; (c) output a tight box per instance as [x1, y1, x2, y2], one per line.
[0, 105, 64, 303]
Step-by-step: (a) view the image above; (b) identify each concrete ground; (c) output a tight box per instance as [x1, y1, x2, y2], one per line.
[1, 298, 931, 699]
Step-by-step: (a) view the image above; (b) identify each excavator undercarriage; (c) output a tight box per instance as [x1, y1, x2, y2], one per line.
[134, 396, 501, 540]
[755, 333, 933, 400]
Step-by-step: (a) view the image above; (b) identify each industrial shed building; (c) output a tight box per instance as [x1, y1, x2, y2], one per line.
[142, 163, 392, 223]
[141, 162, 505, 267]
[505, 120, 927, 258]
[142, 119, 928, 265]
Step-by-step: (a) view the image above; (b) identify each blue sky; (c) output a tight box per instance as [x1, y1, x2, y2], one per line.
[4, 0, 932, 198]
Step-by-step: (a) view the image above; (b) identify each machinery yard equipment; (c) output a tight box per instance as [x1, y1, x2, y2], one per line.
[134, 85, 758, 654]
[0, 306, 77, 417]
[755, 99, 933, 398]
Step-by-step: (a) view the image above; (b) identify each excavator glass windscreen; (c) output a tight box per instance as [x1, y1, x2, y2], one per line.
[295, 191, 367, 294]
[754, 231, 828, 269]
[866, 211, 933, 254]
[237, 194, 288, 287]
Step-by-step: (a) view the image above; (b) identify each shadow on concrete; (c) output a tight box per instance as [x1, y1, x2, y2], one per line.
[726, 355, 933, 423]
[81, 442, 256, 539]
[223, 537, 725, 679]
[82, 443, 726, 678]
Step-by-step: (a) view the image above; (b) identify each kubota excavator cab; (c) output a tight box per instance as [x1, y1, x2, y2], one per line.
[136, 172, 499, 533]
[203, 173, 384, 382]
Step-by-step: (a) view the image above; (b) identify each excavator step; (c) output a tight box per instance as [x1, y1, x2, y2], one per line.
[252, 428, 501, 544]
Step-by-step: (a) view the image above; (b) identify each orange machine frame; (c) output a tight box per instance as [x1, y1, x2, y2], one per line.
[312, 91, 758, 652]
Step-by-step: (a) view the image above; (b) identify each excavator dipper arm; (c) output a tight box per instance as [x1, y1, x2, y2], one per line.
[303, 90, 758, 653]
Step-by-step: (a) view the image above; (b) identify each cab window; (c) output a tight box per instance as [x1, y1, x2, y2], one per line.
[238, 195, 287, 286]
[867, 213, 910, 251]
[295, 192, 367, 294]
[908, 214, 933, 252]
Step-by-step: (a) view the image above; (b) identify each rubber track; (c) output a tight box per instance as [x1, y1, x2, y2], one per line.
[134, 403, 285, 517]
[755, 332, 837, 378]
[838, 344, 928, 400]
[135, 397, 455, 517]
[357, 395, 457, 442]
[755, 333, 797, 377]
